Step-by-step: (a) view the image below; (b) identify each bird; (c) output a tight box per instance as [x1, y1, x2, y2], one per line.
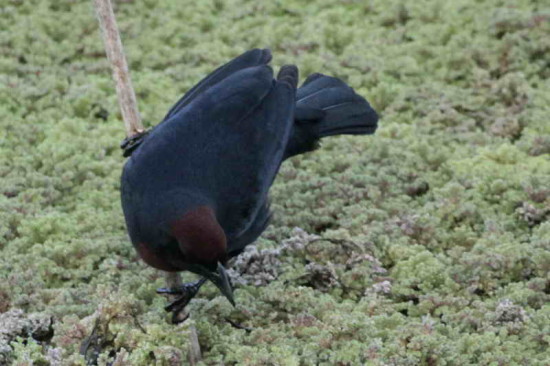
[120, 48, 378, 315]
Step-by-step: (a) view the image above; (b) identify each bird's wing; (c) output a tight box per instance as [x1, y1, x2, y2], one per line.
[227, 200, 272, 258]
[163, 49, 272, 121]
[133, 63, 297, 249]
[210, 65, 298, 243]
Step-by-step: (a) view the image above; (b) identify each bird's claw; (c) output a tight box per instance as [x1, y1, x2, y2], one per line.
[165, 295, 191, 313]
[157, 278, 207, 319]
[120, 129, 151, 157]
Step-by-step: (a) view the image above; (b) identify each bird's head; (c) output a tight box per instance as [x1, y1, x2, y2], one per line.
[171, 206, 235, 306]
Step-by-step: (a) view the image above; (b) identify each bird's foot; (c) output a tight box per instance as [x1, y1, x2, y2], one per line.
[157, 278, 207, 321]
[120, 129, 151, 157]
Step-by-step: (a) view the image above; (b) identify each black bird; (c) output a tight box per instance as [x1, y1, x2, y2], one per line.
[121, 49, 378, 312]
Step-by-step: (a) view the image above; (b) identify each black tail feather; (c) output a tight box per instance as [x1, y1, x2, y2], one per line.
[284, 74, 378, 159]
[277, 65, 299, 89]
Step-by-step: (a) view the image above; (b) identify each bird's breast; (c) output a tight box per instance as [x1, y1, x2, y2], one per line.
[171, 206, 228, 265]
[134, 241, 181, 272]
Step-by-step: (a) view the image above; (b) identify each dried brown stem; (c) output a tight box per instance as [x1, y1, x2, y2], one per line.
[93, 0, 184, 316]
[188, 325, 202, 365]
[93, 0, 143, 137]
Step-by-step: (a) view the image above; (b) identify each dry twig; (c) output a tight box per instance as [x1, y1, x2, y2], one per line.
[93, 0, 188, 324]
[93, 0, 143, 137]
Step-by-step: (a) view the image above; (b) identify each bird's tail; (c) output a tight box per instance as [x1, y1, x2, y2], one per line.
[297, 73, 378, 137]
[284, 73, 378, 159]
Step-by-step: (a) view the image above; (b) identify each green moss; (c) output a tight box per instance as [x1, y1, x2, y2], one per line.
[1, 0, 549, 364]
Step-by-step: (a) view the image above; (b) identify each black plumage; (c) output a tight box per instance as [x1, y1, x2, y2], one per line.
[121, 49, 378, 308]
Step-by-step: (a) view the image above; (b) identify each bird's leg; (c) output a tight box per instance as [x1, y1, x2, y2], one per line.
[157, 278, 207, 313]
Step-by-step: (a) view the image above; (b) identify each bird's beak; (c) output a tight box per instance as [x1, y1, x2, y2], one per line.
[196, 262, 235, 306]
[215, 262, 235, 306]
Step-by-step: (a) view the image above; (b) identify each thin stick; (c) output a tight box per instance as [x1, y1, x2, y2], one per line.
[164, 272, 188, 324]
[93, 0, 143, 137]
[188, 324, 202, 365]
[164, 272, 183, 290]
[93, 0, 184, 316]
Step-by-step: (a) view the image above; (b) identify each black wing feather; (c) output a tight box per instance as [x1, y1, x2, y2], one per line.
[163, 49, 272, 121]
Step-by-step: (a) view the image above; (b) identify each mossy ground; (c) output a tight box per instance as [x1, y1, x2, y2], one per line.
[1, 0, 549, 365]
